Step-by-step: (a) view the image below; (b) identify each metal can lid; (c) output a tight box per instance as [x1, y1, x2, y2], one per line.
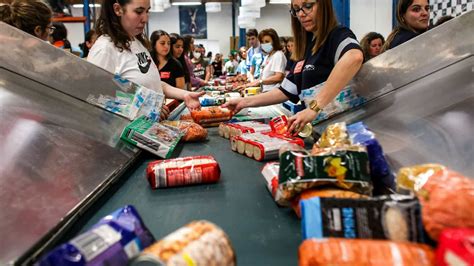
[298, 123, 313, 138]
[130, 253, 165, 266]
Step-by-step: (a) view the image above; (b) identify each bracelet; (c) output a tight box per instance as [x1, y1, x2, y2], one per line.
[259, 79, 263, 87]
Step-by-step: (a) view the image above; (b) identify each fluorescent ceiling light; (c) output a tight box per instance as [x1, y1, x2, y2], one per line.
[72, 4, 101, 8]
[171, 1, 201, 5]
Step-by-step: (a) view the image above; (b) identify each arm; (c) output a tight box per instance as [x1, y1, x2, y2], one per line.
[249, 65, 256, 82]
[204, 65, 212, 82]
[247, 72, 284, 87]
[221, 87, 289, 113]
[161, 82, 205, 110]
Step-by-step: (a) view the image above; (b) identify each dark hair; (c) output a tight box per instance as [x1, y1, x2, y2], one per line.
[79, 29, 97, 58]
[291, 0, 338, 61]
[258, 28, 283, 51]
[51, 22, 71, 49]
[434, 15, 454, 26]
[150, 30, 170, 66]
[0, 0, 52, 38]
[360, 32, 385, 60]
[382, 0, 429, 52]
[96, 0, 149, 52]
[171, 33, 190, 83]
[183, 35, 194, 57]
[246, 28, 258, 38]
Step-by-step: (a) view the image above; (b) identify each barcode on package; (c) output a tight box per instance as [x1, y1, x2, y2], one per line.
[70, 224, 121, 262]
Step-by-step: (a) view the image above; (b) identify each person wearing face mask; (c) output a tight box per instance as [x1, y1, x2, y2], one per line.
[88, 0, 204, 120]
[243, 28, 287, 92]
[360, 32, 385, 62]
[191, 47, 211, 83]
[382, 0, 430, 51]
[223, 0, 363, 134]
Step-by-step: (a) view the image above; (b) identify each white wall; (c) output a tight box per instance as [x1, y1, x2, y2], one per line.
[350, 0, 393, 41]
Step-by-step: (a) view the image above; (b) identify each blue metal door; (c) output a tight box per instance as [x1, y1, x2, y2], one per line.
[333, 0, 350, 27]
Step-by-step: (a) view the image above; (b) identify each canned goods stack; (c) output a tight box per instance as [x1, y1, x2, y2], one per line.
[230, 132, 304, 161]
[146, 156, 220, 189]
[131, 221, 236, 266]
[218, 121, 271, 139]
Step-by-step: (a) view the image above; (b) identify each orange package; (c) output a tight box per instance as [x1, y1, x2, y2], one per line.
[299, 238, 435, 266]
[161, 121, 207, 142]
[190, 107, 233, 127]
[397, 164, 474, 241]
[291, 188, 366, 218]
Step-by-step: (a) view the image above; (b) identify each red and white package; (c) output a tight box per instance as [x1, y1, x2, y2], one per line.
[218, 121, 271, 139]
[436, 228, 474, 266]
[146, 156, 220, 189]
[261, 162, 280, 197]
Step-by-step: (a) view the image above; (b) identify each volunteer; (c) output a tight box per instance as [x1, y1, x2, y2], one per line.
[223, 0, 363, 133]
[88, 0, 203, 119]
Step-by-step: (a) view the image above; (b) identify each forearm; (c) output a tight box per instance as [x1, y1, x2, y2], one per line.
[244, 88, 288, 108]
[315, 49, 363, 108]
[162, 82, 188, 100]
[261, 72, 284, 85]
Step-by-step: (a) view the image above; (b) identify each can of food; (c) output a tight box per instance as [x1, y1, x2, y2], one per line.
[146, 156, 220, 188]
[131, 221, 236, 266]
[298, 123, 313, 138]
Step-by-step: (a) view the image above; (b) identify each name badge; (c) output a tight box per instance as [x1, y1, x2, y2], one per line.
[294, 60, 305, 74]
[160, 71, 171, 79]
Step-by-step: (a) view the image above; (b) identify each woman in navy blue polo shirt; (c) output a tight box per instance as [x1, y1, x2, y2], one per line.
[222, 0, 364, 133]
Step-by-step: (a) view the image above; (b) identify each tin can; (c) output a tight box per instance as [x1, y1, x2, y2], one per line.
[146, 156, 220, 188]
[298, 123, 313, 138]
[131, 221, 236, 266]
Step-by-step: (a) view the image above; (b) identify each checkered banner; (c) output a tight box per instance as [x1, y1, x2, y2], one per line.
[430, 0, 473, 24]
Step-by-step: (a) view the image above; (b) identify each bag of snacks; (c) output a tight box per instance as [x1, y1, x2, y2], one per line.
[397, 164, 474, 241]
[299, 238, 434, 266]
[160, 120, 207, 142]
[190, 107, 233, 127]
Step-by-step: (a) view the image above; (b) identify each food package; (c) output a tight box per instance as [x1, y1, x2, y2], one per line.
[396, 164, 474, 241]
[38, 205, 155, 266]
[179, 113, 193, 121]
[313, 122, 394, 194]
[218, 121, 271, 139]
[231, 132, 304, 161]
[199, 95, 226, 107]
[300, 195, 425, 242]
[131, 221, 235, 266]
[261, 162, 280, 198]
[299, 238, 435, 266]
[276, 147, 372, 206]
[121, 116, 183, 158]
[436, 228, 474, 266]
[291, 188, 367, 218]
[146, 156, 220, 189]
[160, 120, 207, 142]
[190, 107, 233, 127]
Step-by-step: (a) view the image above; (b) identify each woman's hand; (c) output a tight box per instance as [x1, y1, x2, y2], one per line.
[246, 80, 259, 87]
[184, 91, 206, 111]
[287, 108, 319, 134]
[160, 104, 170, 121]
[221, 97, 246, 114]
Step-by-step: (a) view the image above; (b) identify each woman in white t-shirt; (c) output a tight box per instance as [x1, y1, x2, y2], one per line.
[88, 0, 204, 119]
[243, 28, 287, 92]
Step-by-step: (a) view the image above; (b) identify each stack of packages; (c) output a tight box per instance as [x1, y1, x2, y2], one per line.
[220, 115, 306, 161]
[38, 206, 236, 266]
[262, 121, 474, 265]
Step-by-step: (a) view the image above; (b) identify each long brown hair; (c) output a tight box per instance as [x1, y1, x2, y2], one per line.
[291, 0, 338, 61]
[96, 0, 149, 52]
[360, 32, 385, 61]
[0, 0, 52, 37]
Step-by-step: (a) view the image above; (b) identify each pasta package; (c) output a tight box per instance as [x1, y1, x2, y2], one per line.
[190, 107, 233, 127]
[160, 120, 207, 142]
[276, 147, 372, 206]
[300, 195, 425, 242]
[299, 238, 435, 266]
[291, 188, 367, 218]
[397, 164, 474, 241]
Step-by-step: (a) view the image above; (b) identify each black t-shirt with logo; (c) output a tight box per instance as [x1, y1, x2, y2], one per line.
[159, 58, 185, 88]
[211, 60, 223, 77]
[280, 26, 362, 103]
[389, 28, 420, 50]
[192, 58, 208, 80]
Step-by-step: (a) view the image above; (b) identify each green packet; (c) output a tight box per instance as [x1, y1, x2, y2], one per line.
[276, 149, 372, 205]
[121, 116, 183, 158]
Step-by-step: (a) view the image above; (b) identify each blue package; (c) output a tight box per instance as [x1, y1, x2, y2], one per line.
[347, 122, 395, 193]
[37, 205, 154, 266]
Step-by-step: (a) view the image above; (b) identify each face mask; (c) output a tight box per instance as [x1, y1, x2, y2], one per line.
[261, 42, 273, 53]
[193, 52, 201, 59]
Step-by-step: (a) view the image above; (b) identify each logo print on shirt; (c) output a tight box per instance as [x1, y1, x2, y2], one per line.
[136, 52, 151, 73]
[303, 65, 315, 72]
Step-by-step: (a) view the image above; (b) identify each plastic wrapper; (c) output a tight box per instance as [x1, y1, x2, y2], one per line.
[436, 228, 474, 266]
[314, 122, 350, 149]
[291, 188, 367, 218]
[261, 162, 280, 198]
[38, 205, 155, 266]
[199, 95, 226, 106]
[160, 120, 207, 142]
[190, 107, 233, 127]
[276, 147, 372, 206]
[146, 156, 220, 188]
[299, 238, 435, 266]
[396, 164, 474, 241]
[131, 221, 235, 266]
[121, 116, 183, 158]
[218, 121, 271, 139]
[300, 195, 425, 242]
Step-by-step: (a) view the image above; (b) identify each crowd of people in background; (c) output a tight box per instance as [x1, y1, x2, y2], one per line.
[0, 0, 459, 130]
